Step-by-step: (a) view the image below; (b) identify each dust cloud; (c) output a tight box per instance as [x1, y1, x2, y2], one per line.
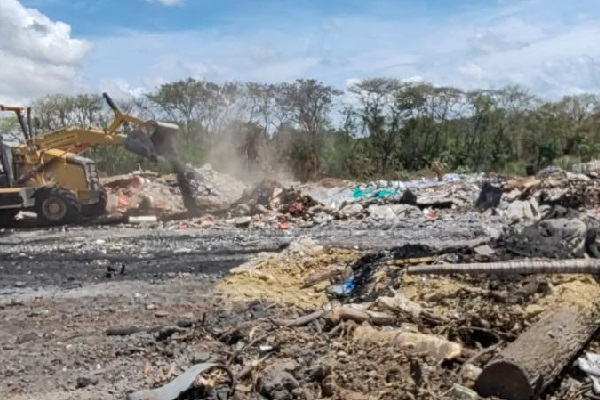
[205, 129, 296, 186]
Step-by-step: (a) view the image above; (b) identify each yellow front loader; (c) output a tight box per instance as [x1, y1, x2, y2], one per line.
[0, 93, 179, 227]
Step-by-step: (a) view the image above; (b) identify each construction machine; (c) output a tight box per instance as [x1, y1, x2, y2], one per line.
[0, 92, 179, 227]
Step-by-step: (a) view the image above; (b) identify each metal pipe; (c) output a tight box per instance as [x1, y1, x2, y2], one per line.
[405, 259, 600, 276]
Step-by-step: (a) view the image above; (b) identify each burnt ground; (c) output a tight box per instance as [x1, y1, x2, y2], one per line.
[0, 219, 499, 289]
[2, 218, 599, 400]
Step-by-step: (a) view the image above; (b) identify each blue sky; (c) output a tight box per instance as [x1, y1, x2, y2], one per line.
[2, 0, 600, 103]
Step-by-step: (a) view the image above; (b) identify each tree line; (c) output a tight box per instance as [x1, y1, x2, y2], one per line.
[2, 77, 600, 180]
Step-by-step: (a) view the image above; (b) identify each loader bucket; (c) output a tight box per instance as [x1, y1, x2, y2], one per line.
[124, 121, 180, 161]
[148, 121, 180, 159]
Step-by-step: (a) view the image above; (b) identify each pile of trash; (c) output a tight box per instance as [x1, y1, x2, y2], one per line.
[99, 162, 600, 231]
[218, 173, 487, 228]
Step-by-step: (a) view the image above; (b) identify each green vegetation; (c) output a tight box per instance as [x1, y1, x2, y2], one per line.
[4, 78, 600, 180]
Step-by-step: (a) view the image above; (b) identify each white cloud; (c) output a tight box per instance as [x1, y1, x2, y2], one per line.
[145, 0, 182, 6]
[0, 0, 91, 103]
[83, 0, 600, 100]
[5, 0, 600, 105]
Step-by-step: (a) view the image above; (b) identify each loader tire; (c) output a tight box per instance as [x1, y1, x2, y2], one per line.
[82, 188, 107, 218]
[0, 210, 18, 227]
[35, 188, 81, 226]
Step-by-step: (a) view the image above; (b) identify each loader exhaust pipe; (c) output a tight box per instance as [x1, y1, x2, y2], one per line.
[26, 107, 33, 139]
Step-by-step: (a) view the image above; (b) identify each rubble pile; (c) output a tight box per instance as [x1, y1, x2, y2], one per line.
[101, 164, 248, 218]
[480, 169, 600, 224]
[213, 237, 600, 400]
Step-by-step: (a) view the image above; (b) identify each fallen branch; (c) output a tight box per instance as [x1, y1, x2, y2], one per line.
[270, 310, 325, 327]
[476, 307, 599, 400]
[106, 324, 188, 338]
[326, 306, 395, 326]
[217, 318, 269, 342]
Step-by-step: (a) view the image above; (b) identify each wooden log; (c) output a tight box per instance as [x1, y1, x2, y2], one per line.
[475, 307, 599, 400]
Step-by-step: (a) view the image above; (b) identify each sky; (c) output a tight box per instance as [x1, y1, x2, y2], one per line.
[1, 0, 599, 104]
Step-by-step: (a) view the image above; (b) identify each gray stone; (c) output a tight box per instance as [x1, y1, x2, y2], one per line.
[340, 203, 363, 218]
[234, 216, 252, 227]
[367, 205, 397, 221]
[417, 195, 454, 207]
[389, 204, 421, 218]
[462, 363, 483, 382]
[473, 245, 494, 256]
[257, 364, 300, 400]
[538, 218, 587, 257]
[450, 383, 479, 400]
[506, 199, 540, 223]
[313, 212, 332, 224]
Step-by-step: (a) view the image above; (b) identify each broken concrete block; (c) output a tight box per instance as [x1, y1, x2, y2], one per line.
[506, 199, 539, 223]
[389, 204, 421, 218]
[234, 216, 252, 227]
[367, 205, 397, 221]
[340, 203, 363, 218]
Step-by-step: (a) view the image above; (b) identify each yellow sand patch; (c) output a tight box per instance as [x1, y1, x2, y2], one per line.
[533, 274, 600, 313]
[216, 237, 359, 309]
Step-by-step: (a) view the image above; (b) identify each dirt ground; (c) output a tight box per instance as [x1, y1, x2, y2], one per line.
[2, 222, 600, 400]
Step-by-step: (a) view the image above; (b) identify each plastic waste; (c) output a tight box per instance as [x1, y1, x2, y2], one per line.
[327, 276, 355, 296]
[343, 276, 355, 293]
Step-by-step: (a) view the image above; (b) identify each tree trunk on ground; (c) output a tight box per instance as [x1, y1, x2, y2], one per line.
[475, 307, 599, 400]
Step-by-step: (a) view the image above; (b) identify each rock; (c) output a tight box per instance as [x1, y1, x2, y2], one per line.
[233, 204, 251, 216]
[191, 351, 212, 364]
[529, 196, 539, 215]
[312, 212, 332, 225]
[473, 245, 494, 256]
[367, 205, 397, 221]
[525, 304, 546, 317]
[450, 384, 479, 400]
[255, 204, 270, 214]
[539, 218, 588, 257]
[389, 204, 420, 218]
[506, 199, 539, 223]
[462, 363, 483, 383]
[234, 216, 252, 227]
[417, 195, 454, 208]
[154, 310, 169, 318]
[75, 376, 98, 389]
[16, 332, 40, 344]
[257, 364, 300, 400]
[504, 188, 522, 202]
[340, 203, 363, 218]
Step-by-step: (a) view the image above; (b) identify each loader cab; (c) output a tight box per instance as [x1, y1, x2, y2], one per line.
[0, 136, 14, 188]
